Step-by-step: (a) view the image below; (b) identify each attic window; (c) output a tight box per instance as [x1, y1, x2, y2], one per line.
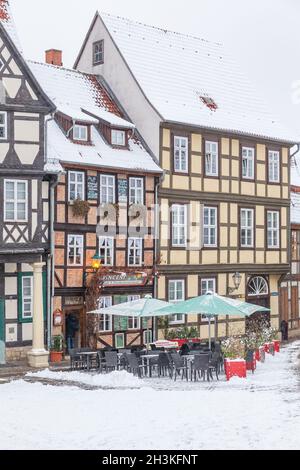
[111, 129, 126, 147]
[93, 40, 104, 65]
[200, 96, 218, 111]
[73, 124, 88, 142]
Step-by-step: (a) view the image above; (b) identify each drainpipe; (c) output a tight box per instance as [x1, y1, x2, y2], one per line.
[153, 171, 165, 342]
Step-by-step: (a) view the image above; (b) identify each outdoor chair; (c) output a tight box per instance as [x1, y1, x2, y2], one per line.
[103, 351, 119, 373]
[191, 354, 212, 382]
[69, 348, 85, 371]
[158, 353, 173, 378]
[245, 350, 255, 374]
[126, 353, 146, 377]
[209, 352, 220, 380]
[171, 353, 188, 381]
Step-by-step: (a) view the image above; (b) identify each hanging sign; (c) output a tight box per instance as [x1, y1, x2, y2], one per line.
[102, 271, 148, 288]
[87, 176, 98, 200]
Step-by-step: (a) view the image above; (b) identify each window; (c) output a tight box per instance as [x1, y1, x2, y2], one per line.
[128, 295, 141, 330]
[4, 180, 27, 222]
[68, 171, 85, 201]
[93, 40, 104, 65]
[100, 175, 115, 204]
[99, 296, 112, 332]
[240, 208, 254, 247]
[0, 111, 7, 139]
[203, 207, 217, 247]
[73, 125, 88, 142]
[111, 129, 126, 146]
[205, 141, 218, 176]
[174, 136, 188, 173]
[68, 235, 84, 266]
[115, 333, 125, 349]
[169, 280, 185, 324]
[172, 204, 187, 247]
[129, 178, 144, 205]
[267, 211, 280, 248]
[99, 237, 114, 266]
[242, 147, 255, 180]
[201, 278, 216, 295]
[268, 150, 280, 183]
[128, 238, 142, 266]
[21, 276, 33, 320]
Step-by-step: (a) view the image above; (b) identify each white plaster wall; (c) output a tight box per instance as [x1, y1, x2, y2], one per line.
[5, 277, 17, 296]
[14, 120, 39, 142]
[5, 299, 18, 320]
[76, 15, 161, 158]
[22, 323, 33, 342]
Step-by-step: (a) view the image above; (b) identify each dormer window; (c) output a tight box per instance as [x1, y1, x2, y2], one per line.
[111, 129, 126, 147]
[73, 124, 88, 142]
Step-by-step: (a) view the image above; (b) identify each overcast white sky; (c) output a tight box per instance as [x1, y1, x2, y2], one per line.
[10, 0, 300, 138]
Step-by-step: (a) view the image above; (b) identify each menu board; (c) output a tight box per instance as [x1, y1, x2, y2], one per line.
[118, 179, 128, 203]
[87, 176, 98, 200]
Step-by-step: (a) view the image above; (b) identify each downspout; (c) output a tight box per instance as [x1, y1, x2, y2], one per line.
[153, 171, 165, 342]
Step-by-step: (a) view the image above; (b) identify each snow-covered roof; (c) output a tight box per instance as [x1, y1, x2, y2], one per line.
[28, 61, 135, 129]
[0, 0, 23, 53]
[47, 119, 161, 173]
[27, 60, 161, 174]
[291, 190, 300, 225]
[99, 12, 298, 144]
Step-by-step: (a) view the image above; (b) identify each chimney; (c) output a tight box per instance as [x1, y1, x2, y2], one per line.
[45, 49, 63, 67]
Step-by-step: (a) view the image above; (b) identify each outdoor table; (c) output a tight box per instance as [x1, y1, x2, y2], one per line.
[140, 355, 159, 378]
[77, 351, 99, 371]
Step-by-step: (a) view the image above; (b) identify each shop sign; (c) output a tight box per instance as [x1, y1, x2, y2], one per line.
[102, 272, 148, 288]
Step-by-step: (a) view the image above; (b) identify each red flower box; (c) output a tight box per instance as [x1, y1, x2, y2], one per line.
[255, 349, 261, 361]
[273, 340, 280, 353]
[224, 359, 247, 381]
[264, 343, 272, 354]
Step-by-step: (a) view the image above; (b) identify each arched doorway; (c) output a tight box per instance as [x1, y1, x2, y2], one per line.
[246, 276, 271, 331]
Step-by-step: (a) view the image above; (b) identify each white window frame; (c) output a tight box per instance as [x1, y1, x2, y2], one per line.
[128, 295, 141, 330]
[68, 171, 85, 202]
[174, 136, 189, 173]
[268, 150, 280, 183]
[111, 129, 126, 146]
[203, 206, 218, 247]
[93, 40, 104, 65]
[129, 177, 144, 205]
[128, 238, 143, 266]
[172, 204, 187, 247]
[240, 208, 254, 248]
[242, 147, 255, 180]
[201, 278, 216, 295]
[98, 296, 112, 332]
[73, 125, 88, 142]
[4, 179, 28, 222]
[22, 276, 33, 320]
[205, 141, 219, 176]
[100, 174, 115, 204]
[99, 237, 114, 266]
[115, 333, 125, 349]
[0, 111, 7, 140]
[67, 234, 84, 266]
[267, 211, 280, 249]
[169, 279, 185, 325]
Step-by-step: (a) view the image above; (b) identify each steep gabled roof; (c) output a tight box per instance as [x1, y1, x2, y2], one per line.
[28, 60, 161, 174]
[0, 0, 22, 53]
[28, 61, 135, 129]
[88, 12, 297, 144]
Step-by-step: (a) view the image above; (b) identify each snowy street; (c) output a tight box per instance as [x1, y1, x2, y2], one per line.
[0, 341, 300, 450]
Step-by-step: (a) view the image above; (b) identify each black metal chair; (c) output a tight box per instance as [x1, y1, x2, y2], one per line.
[191, 354, 211, 382]
[69, 348, 85, 370]
[126, 353, 146, 377]
[209, 352, 220, 380]
[171, 353, 188, 381]
[103, 351, 119, 373]
[158, 352, 173, 378]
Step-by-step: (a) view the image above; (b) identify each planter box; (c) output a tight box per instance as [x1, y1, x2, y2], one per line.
[50, 351, 63, 363]
[246, 357, 256, 372]
[273, 340, 280, 353]
[224, 359, 247, 381]
[255, 349, 261, 362]
[264, 343, 275, 354]
[168, 339, 201, 349]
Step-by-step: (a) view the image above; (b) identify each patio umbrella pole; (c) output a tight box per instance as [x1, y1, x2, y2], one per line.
[208, 317, 211, 350]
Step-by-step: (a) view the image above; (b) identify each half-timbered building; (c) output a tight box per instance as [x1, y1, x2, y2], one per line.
[29, 53, 162, 350]
[75, 12, 298, 340]
[0, 1, 55, 363]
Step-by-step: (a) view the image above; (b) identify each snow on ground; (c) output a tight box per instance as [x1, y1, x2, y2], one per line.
[1, 342, 300, 450]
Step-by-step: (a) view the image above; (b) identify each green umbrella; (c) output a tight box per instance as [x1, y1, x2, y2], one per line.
[156, 292, 270, 348]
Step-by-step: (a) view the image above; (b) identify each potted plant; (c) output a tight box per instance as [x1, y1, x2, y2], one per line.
[166, 326, 200, 348]
[71, 198, 90, 218]
[262, 326, 278, 354]
[221, 336, 247, 381]
[50, 335, 64, 363]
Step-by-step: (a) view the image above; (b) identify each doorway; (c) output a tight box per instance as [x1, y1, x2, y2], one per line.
[64, 307, 85, 350]
[246, 276, 271, 331]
